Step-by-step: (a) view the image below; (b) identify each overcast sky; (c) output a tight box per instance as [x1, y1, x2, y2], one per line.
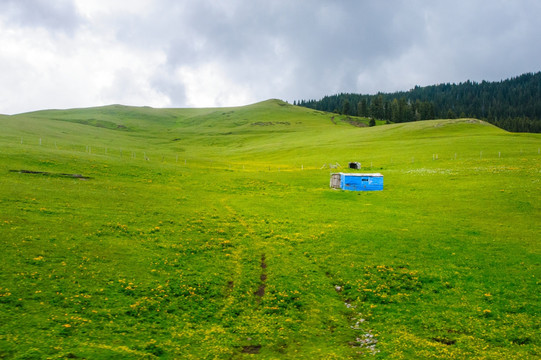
[1, 0, 540, 114]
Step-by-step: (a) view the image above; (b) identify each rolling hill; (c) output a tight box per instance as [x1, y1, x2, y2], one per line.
[0, 100, 539, 359]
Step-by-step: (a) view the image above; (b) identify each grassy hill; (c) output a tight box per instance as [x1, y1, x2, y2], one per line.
[0, 100, 540, 359]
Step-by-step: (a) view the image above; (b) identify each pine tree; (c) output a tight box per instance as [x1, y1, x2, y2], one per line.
[370, 95, 385, 120]
[342, 100, 351, 115]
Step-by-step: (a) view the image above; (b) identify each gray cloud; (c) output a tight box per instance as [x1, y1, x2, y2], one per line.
[0, 0, 82, 33]
[0, 0, 540, 113]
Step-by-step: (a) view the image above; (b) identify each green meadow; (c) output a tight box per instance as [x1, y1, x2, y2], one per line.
[0, 99, 539, 359]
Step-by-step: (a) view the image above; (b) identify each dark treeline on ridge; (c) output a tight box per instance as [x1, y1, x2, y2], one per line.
[295, 72, 541, 133]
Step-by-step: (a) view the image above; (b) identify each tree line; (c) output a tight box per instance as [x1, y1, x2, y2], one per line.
[295, 72, 541, 133]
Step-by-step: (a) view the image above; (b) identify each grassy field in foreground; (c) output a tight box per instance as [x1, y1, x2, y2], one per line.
[0, 100, 540, 359]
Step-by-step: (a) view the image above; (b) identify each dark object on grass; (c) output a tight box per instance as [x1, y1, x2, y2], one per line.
[241, 345, 262, 354]
[10, 170, 91, 180]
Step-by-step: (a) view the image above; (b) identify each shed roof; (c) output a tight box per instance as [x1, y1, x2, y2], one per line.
[332, 172, 383, 177]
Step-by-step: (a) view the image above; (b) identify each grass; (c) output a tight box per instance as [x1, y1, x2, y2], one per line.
[0, 99, 539, 359]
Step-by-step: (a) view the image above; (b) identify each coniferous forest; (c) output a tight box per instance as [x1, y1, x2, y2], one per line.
[295, 72, 541, 133]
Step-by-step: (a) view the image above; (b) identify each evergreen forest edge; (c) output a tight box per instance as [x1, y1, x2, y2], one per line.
[295, 71, 541, 133]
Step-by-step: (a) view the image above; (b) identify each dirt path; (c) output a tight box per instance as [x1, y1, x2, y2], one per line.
[254, 253, 267, 300]
[219, 200, 271, 355]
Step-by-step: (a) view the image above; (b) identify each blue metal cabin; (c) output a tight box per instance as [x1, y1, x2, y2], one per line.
[330, 173, 384, 191]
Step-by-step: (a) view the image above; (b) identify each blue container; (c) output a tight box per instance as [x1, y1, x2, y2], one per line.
[330, 173, 383, 191]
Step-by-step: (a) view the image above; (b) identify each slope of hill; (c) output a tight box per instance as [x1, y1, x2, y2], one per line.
[0, 100, 539, 359]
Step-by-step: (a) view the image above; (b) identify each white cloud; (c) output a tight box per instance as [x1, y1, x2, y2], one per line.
[175, 62, 252, 108]
[73, 0, 154, 18]
[1, 0, 541, 113]
[0, 13, 169, 113]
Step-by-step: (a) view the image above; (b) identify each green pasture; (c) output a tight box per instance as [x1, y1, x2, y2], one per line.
[0, 100, 539, 359]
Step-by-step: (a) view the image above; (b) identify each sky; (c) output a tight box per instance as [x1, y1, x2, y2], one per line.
[1, 0, 540, 114]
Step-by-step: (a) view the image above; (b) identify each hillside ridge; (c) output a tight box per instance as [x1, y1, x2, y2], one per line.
[6, 99, 505, 139]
